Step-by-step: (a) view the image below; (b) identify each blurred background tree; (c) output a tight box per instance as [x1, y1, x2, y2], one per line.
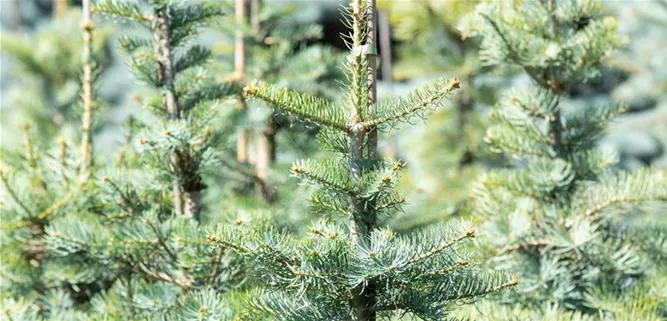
[1, 8, 112, 145]
[202, 0, 343, 211]
[0, 0, 665, 320]
[376, 0, 508, 232]
[459, 0, 667, 319]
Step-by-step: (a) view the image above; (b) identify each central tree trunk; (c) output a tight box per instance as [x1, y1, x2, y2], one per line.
[349, 1, 378, 320]
[154, 8, 201, 221]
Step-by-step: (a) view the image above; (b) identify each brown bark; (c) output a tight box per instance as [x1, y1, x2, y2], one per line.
[237, 128, 248, 163]
[234, 0, 246, 80]
[172, 184, 183, 217]
[154, 12, 179, 120]
[183, 190, 201, 222]
[234, 0, 249, 168]
[378, 9, 398, 160]
[378, 10, 392, 86]
[53, 0, 67, 17]
[254, 126, 276, 203]
[153, 9, 203, 220]
[366, 0, 378, 160]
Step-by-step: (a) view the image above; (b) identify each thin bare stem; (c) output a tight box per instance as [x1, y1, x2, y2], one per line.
[378, 10, 392, 86]
[249, 0, 276, 203]
[237, 128, 248, 163]
[235, 0, 250, 173]
[254, 129, 276, 203]
[21, 123, 36, 168]
[80, 0, 94, 181]
[0, 169, 33, 217]
[234, 0, 246, 80]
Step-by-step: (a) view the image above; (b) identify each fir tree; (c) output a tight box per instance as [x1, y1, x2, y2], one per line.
[459, 0, 667, 317]
[376, 0, 506, 231]
[212, 0, 342, 204]
[1, 2, 108, 318]
[34, 1, 243, 319]
[209, 1, 515, 320]
[0, 126, 96, 320]
[80, 0, 95, 181]
[0, 8, 112, 143]
[91, 0, 239, 221]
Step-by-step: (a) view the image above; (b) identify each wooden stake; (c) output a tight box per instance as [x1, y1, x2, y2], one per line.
[237, 128, 248, 163]
[53, 0, 68, 17]
[378, 10, 392, 86]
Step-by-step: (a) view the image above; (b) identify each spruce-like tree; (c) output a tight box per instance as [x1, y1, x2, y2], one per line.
[209, 1, 515, 320]
[211, 0, 342, 204]
[0, 9, 112, 142]
[37, 1, 244, 319]
[91, 0, 240, 221]
[375, 0, 506, 232]
[1, 2, 108, 318]
[459, 0, 667, 317]
[0, 125, 98, 320]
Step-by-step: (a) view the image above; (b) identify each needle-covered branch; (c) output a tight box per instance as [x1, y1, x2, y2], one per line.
[244, 81, 348, 131]
[462, 0, 666, 315]
[205, 1, 512, 319]
[359, 77, 460, 129]
[94, 0, 152, 23]
[574, 168, 667, 218]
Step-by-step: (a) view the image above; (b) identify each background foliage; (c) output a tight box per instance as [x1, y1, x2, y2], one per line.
[1, 0, 665, 320]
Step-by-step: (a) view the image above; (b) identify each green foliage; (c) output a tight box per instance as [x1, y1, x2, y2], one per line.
[201, 0, 344, 205]
[244, 81, 348, 131]
[0, 1, 248, 319]
[214, 2, 341, 92]
[210, 1, 515, 320]
[0, 131, 93, 307]
[2, 1, 664, 320]
[94, 0, 239, 219]
[460, 0, 627, 89]
[378, 0, 480, 80]
[377, 0, 503, 231]
[0, 9, 113, 143]
[460, 0, 667, 316]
